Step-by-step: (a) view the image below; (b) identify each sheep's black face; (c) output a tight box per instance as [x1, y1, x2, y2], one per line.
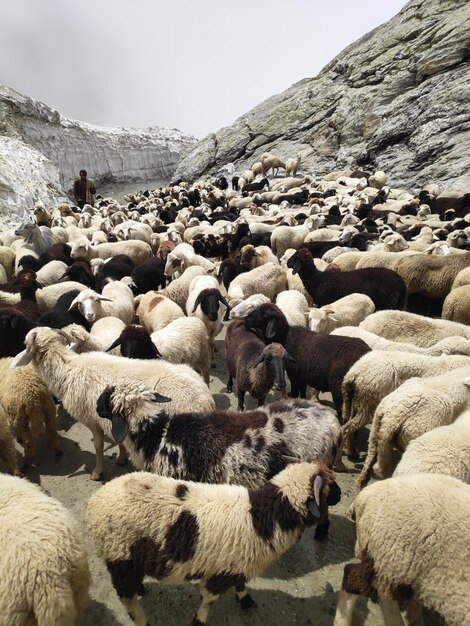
[286, 253, 301, 275]
[200, 293, 220, 322]
[267, 356, 287, 390]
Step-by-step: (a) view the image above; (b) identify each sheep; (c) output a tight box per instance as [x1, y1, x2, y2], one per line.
[186, 275, 230, 366]
[331, 326, 470, 356]
[359, 309, 470, 346]
[0, 474, 90, 625]
[164, 242, 215, 278]
[275, 290, 309, 326]
[95, 254, 136, 291]
[87, 461, 337, 626]
[0, 309, 37, 357]
[97, 382, 342, 483]
[356, 367, 470, 491]
[12, 327, 215, 480]
[0, 358, 62, 468]
[251, 161, 266, 177]
[227, 262, 287, 307]
[225, 320, 293, 411]
[239, 244, 278, 270]
[14, 220, 57, 259]
[0, 405, 20, 476]
[158, 265, 206, 310]
[0, 269, 41, 320]
[242, 178, 269, 193]
[70, 239, 152, 265]
[261, 153, 286, 176]
[128, 257, 166, 294]
[136, 292, 185, 333]
[287, 248, 406, 310]
[442, 285, 470, 324]
[0, 245, 15, 278]
[285, 154, 301, 177]
[271, 224, 312, 259]
[63, 319, 126, 356]
[61, 260, 96, 289]
[68, 281, 134, 325]
[335, 474, 470, 626]
[341, 351, 470, 459]
[393, 409, 470, 483]
[35, 259, 69, 286]
[307, 294, 375, 333]
[36, 289, 89, 329]
[230, 293, 271, 319]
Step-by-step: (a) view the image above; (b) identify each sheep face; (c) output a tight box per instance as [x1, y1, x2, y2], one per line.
[307, 309, 337, 333]
[192, 289, 229, 322]
[243, 304, 289, 345]
[14, 220, 37, 241]
[69, 290, 112, 323]
[95, 385, 171, 443]
[252, 344, 294, 391]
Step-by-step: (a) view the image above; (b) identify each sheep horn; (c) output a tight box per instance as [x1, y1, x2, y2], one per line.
[106, 337, 122, 351]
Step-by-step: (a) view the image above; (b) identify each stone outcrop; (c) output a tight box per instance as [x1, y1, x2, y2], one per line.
[0, 84, 195, 226]
[174, 0, 470, 190]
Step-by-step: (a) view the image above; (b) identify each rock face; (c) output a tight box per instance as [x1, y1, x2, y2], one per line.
[174, 0, 470, 190]
[0, 84, 195, 225]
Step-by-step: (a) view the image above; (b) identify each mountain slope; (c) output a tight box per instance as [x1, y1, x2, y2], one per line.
[174, 0, 470, 189]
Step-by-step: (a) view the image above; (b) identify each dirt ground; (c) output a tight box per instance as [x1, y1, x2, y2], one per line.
[19, 326, 384, 626]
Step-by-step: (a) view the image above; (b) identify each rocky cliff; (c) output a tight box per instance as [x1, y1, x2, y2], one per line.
[174, 0, 470, 190]
[0, 85, 195, 225]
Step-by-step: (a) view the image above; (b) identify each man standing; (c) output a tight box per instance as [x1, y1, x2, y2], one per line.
[73, 169, 96, 209]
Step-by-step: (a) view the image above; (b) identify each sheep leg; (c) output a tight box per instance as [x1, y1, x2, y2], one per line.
[210, 337, 216, 368]
[90, 427, 105, 480]
[333, 589, 359, 626]
[314, 517, 330, 541]
[226, 375, 233, 393]
[257, 396, 266, 407]
[21, 430, 36, 469]
[237, 390, 246, 411]
[235, 580, 256, 610]
[121, 595, 148, 626]
[193, 583, 219, 625]
[116, 444, 129, 466]
[375, 435, 395, 480]
[342, 426, 360, 461]
[43, 408, 63, 456]
[378, 596, 405, 626]
[0, 438, 21, 476]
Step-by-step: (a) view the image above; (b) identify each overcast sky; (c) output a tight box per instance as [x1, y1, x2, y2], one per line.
[1, 0, 408, 139]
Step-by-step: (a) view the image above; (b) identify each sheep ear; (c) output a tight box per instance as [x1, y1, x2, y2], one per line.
[287, 354, 298, 366]
[251, 353, 265, 369]
[327, 480, 342, 505]
[111, 413, 129, 443]
[106, 337, 122, 351]
[265, 318, 277, 340]
[307, 499, 321, 519]
[68, 295, 81, 310]
[11, 349, 33, 367]
[217, 293, 231, 309]
[97, 295, 114, 302]
[192, 292, 203, 313]
[153, 392, 172, 403]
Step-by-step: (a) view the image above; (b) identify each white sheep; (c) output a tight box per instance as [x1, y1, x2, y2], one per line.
[0, 405, 20, 476]
[275, 290, 309, 326]
[285, 154, 302, 177]
[136, 292, 185, 333]
[307, 294, 375, 333]
[69, 281, 134, 325]
[36, 260, 69, 287]
[87, 461, 336, 626]
[0, 474, 90, 625]
[360, 309, 470, 346]
[356, 367, 470, 490]
[158, 264, 206, 310]
[227, 262, 286, 307]
[186, 275, 229, 366]
[230, 293, 271, 319]
[442, 285, 470, 325]
[335, 474, 470, 626]
[393, 408, 470, 484]
[164, 242, 215, 278]
[12, 327, 215, 480]
[70, 240, 152, 265]
[341, 351, 470, 458]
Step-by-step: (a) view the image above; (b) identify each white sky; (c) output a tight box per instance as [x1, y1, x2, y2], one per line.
[1, 0, 408, 139]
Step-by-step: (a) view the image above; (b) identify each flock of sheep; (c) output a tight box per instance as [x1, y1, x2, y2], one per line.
[0, 150, 470, 626]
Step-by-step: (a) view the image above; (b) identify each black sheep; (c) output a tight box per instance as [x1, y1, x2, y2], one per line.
[243, 304, 371, 416]
[107, 325, 161, 359]
[61, 261, 95, 288]
[287, 248, 406, 310]
[130, 258, 166, 295]
[95, 254, 136, 292]
[242, 178, 269, 193]
[0, 310, 37, 357]
[36, 289, 90, 330]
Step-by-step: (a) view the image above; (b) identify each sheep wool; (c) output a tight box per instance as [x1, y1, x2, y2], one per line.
[0, 474, 90, 626]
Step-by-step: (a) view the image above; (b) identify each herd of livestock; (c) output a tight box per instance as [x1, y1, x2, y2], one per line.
[0, 155, 470, 625]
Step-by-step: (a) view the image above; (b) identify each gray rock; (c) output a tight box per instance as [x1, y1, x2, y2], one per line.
[174, 0, 470, 190]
